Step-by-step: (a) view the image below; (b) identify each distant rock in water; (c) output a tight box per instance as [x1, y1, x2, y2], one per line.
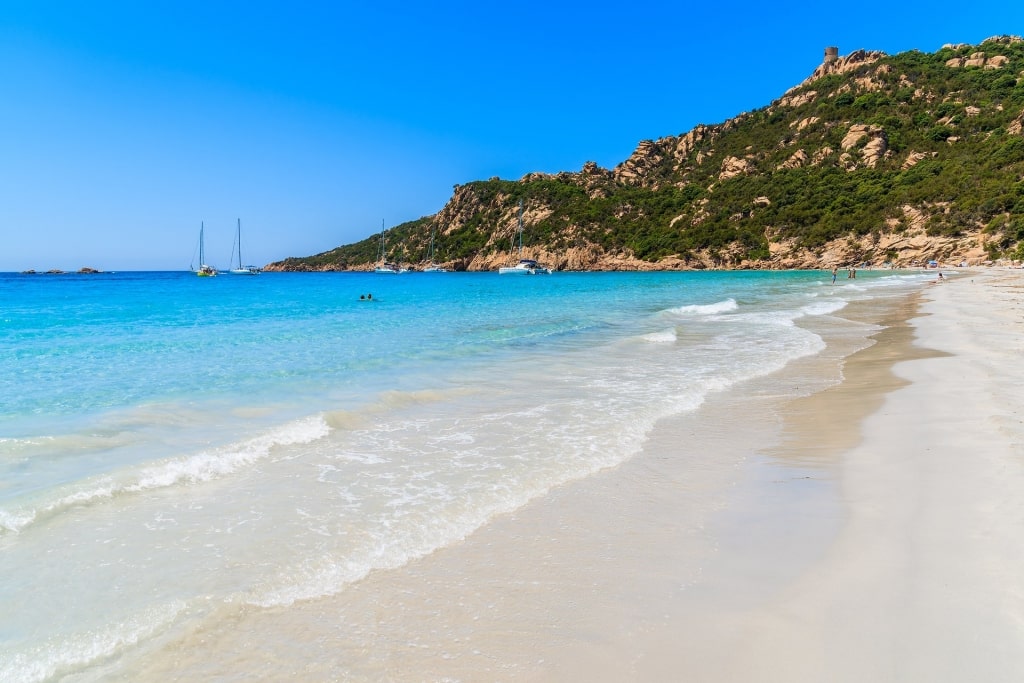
[45, 269, 65, 275]
[78, 267, 101, 274]
[21, 269, 36, 274]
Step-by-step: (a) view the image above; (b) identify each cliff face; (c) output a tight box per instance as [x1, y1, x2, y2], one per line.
[268, 36, 1024, 272]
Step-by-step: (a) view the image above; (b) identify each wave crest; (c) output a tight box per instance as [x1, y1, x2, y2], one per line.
[641, 328, 677, 343]
[0, 415, 331, 536]
[665, 298, 738, 316]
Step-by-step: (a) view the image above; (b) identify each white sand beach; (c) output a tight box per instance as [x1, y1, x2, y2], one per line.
[721, 269, 1024, 682]
[127, 269, 1024, 682]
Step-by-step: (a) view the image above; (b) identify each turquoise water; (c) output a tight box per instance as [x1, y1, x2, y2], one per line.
[0, 269, 933, 681]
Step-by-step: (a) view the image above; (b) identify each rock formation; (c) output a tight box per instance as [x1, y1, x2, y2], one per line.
[719, 156, 755, 180]
[267, 38, 1024, 273]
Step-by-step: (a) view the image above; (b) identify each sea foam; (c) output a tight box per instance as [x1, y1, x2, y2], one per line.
[801, 299, 848, 317]
[641, 328, 678, 343]
[0, 415, 331, 535]
[0, 600, 187, 683]
[665, 298, 738, 316]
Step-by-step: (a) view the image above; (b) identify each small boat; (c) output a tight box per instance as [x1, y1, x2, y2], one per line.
[499, 258, 551, 275]
[374, 220, 404, 273]
[193, 222, 217, 277]
[423, 225, 447, 272]
[498, 200, 551, 275]
[228, 219, 261, 275]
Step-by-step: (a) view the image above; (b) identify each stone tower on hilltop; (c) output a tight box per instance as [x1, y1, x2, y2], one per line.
[824, 46, 839, 63]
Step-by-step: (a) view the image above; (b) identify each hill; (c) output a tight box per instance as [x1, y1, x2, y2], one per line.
[266, 36, 1024, 272]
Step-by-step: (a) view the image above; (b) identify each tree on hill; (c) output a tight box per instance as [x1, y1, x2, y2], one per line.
[269, 36, 1024, 271]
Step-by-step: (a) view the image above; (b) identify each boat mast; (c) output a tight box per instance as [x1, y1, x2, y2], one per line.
[236, 218, 242, 268]
[517, 199, 524, 257]
[199, 221, 205, 266]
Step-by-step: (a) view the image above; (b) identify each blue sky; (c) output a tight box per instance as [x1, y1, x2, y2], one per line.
[2, 2, 1021, 271]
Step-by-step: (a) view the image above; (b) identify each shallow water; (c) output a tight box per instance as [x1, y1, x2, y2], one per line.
[0, 268, 935, 681]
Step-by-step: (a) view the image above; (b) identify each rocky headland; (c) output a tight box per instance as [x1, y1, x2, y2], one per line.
[267, 36, 1024, 272]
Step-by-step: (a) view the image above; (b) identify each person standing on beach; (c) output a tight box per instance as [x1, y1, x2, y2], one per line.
[832, 267, 838, 284]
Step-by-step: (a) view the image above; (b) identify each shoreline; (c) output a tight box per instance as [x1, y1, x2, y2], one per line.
[122, 270, 1024, 681]
[655, 268, 1024, 681]
[724, 269, 1024, 681]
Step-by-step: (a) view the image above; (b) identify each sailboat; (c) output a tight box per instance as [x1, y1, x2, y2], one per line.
[228, 219, 261, 275]
[374, 220, 402, 273]
[423, 225, 447, 272]
[193, 222, 217, 277]
[498, 200, 551, 275]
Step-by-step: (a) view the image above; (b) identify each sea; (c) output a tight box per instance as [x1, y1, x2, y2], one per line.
[0, 268, 937, 681]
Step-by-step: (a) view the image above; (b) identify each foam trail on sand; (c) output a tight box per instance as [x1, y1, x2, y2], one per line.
[641, 328, 678, 343]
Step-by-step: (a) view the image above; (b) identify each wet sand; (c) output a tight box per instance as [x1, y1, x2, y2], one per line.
[716, 269, 1024, 682]
[123, 269, 1024, 682]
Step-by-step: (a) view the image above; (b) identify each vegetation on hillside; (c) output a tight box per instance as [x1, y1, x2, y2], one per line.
[271, 36, 1024, 270]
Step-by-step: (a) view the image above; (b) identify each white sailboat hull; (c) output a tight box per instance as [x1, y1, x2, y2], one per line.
[228, 219, 261, 274]
[498, 201, 551, 275]
[499, 260, 551, 275]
